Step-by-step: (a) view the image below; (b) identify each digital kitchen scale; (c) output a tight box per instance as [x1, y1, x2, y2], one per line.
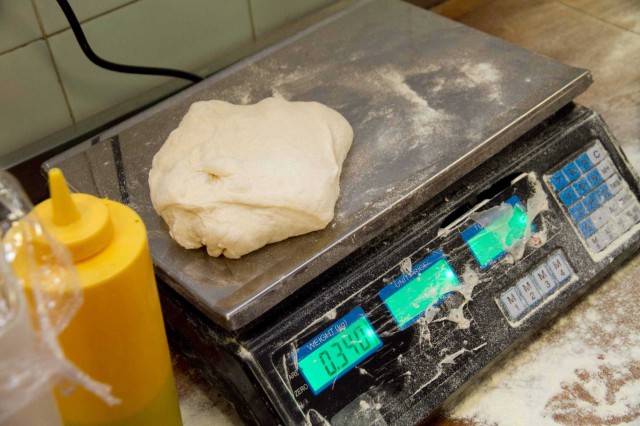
[45, 0, 640, 424]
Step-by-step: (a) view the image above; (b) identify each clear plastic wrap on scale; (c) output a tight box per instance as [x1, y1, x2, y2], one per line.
[0, 171, 118, 422]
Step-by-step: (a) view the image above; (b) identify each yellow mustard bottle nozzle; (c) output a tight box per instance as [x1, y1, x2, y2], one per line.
[50, 168, 81, 226]
[35, 168, 114, 262]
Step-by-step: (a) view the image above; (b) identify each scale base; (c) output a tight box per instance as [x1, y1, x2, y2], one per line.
[158, 105, 640, 425]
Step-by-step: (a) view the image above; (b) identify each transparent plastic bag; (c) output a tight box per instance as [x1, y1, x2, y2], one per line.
[0, 171, 119, 422]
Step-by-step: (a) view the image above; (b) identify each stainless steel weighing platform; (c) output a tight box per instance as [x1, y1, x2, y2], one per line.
[46, 0, 640, 424]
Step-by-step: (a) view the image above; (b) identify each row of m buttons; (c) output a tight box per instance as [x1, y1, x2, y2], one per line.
[498, 250, 574, 323]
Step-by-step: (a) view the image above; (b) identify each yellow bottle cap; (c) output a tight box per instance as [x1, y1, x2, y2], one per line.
[35, 168, 114, 262]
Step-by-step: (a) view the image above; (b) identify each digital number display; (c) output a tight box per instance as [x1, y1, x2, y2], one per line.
[378, 250, 460, 330]
[461, 195, 533, 269]
[297, 307, 382, 395]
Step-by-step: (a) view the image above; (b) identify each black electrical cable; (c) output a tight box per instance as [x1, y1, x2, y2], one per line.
[55, 0, 203, 83]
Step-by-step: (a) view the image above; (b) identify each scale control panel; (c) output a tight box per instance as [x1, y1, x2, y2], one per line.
[498, 249, 575, 324]
[546, 140, 640, 255]
[254, 111, 640, 426]
[268, 154, 640, 424]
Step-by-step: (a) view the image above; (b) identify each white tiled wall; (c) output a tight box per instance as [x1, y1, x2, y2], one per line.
[0, 0, 337, 166]
[0, 1, 41, 53]
[32, 0, 134, 35]
[0, 41, 73, 158]
[250, 0, 337, 37]
[49, 0, 254, 121]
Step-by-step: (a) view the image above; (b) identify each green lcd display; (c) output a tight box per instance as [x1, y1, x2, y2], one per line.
[378, 250, 460, 330]
[461, 195, 532, 269]
[297, 307, 382, 395]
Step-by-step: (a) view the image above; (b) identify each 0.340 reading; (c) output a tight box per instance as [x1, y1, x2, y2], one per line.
[297, 307, 383, 395]
[316, 324, 374, 376]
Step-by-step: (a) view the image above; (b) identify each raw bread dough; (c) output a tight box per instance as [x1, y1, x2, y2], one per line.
[148, 97, 353, 259]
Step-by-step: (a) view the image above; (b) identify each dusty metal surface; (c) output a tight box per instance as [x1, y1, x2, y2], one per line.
[46, 0, 591, 330]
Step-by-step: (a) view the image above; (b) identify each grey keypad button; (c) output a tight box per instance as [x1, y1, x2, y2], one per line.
[546, 252, 572, 284]
[516, 276, 542, 306]
[587, 229, 611, 252]
[586, 141, 606, 166]
[605, 174, 624, 195]
[627, 204, 640, 224]
[596, 159, 615, 180]
[589, 205, 612, 229]
[500, 288, 527, 320]
[606, 190, 634, 216]
[602, 221, 622, 244]
[617, 207, 636, 235]
[531, 264, 557, 295]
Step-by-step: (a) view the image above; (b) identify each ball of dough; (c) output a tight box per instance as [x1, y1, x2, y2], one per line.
[148, 97, 353, 259]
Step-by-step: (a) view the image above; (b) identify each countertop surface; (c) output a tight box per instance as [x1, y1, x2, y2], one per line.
[172, 0, 640, 424]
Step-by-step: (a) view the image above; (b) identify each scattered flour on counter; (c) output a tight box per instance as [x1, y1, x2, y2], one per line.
[379, 68, 429, 108]
[460, 62, 502, 102]
[173, 353, 243, 426]
[450, 258, 640, 426]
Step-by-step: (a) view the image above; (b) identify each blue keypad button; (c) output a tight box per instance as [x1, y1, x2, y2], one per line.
[586, 169, 604, 187]
[562, 162, 582, 183]
[578, 218, 597, 238]
[568, 202, 588, 222]
[594, 184, 612, 204]
[575, 153, 594, 173]
[559, 186, 579, 206]
[550, 170, 569, 191]
[583, 191, 601, 213]
[573, 178, 591, 197]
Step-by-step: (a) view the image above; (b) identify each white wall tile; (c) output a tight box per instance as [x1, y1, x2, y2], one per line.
[0, 41, 73, 159]
[0, 0, 42, 53]
[250, 0, 337, 37]
[33, 0, 134, 35]
[48, 0, 253, 121]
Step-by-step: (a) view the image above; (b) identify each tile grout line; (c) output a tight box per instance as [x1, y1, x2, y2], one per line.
[556, 0, 640, 37]
[45, 0, 142, 38]
[1, 0, 143, 56]
[246, 0, 258, 42]
[77, 0, 141, 26]
[30, 0, 76, 123]
[0, 38, 44, 56]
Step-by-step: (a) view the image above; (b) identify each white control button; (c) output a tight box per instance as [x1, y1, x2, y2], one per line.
[587, 229, 612, 252]
[516, 276, 542, 306]
[589, 206, 612, 229]
[605, 174, 624, 195]
[586, 141, 606, 165]
[628, 204, 640, 224]
[619, 206, 637, 233]
[532, 264, 557, 295]
[500, 288, 527, 320]
[596, 159, 615, 180]
[616, 190, 634, 211]
[602, 221, 622, 243]
[607, 190, 634, 215]
[546, 252, 572, 284]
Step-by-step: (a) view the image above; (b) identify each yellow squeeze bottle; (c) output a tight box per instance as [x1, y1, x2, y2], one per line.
[33, 168, 182, 426]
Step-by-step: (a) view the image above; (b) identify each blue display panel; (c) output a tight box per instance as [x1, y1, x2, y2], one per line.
[378, 250, 460, 330]
[297, 307, 382, 395]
